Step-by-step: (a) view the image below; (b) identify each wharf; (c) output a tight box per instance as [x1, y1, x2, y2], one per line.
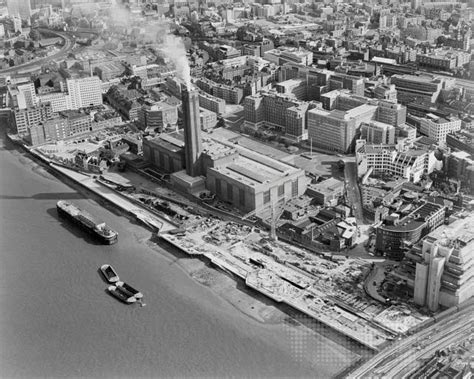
[160, 232, 393, 351]
[48, 163, 176, 233]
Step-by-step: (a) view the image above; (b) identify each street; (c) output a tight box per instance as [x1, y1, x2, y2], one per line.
[0, 29, 75, 75]
[344, 161, 365, 224]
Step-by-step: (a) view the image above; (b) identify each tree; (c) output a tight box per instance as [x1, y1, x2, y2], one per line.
[29, 28, 40, 41]
[100, 149, 115, 161]
[436, 35, 446, 47]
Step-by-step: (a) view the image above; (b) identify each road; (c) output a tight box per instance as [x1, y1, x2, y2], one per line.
[344, 161, 365, 224]
[349, 301, 474, 378]
[0, 29, 75, 75]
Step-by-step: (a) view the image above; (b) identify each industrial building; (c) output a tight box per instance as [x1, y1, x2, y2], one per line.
[13, 102, 53, 136]
[144, 86, 308, 214]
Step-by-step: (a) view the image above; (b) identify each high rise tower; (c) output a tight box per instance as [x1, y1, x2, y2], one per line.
[181, 85, 202, 177]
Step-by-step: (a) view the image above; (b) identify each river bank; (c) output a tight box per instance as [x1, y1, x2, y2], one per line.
[0, 133, 364, 377]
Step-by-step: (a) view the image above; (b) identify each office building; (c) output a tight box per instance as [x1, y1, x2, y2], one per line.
[356, 141, 438, 183]
[361, 121, 396, 145]
[416, 49, 471, 70]
[373, 84, 397, 102]
[375, 200, 446, 257]
[328, 74, 365, 97]
[263, 47, 313, 66]
[200, 108, 217, 131]
[390, 74, 444, 104]
[275, 79, 307, 101]
[137, 102, 178, 133]
[307, 104, 377, 153]
[419, 114, 462, 144]
[392, 212, 474, 311]
[376, 100, 407, 127]
[8, 82, 37, 109]
[7, 0, 31, 19]
[244, 91, 310, 141]
[66, 76, 103, 109]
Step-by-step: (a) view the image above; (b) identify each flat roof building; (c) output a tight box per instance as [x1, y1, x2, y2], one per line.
[393, 212, 474, 311]
[308, 104, 377, 153]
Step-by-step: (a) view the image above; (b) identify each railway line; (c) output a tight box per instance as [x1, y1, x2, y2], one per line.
[350, 301, 474, 378]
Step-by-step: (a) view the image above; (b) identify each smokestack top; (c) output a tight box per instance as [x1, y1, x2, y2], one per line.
[181, 83, 196, 93]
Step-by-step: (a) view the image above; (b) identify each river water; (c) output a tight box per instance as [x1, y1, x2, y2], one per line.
[0, 134, 361, 378]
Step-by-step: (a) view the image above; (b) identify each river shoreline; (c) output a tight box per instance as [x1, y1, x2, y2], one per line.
[0, 132, 367, 377]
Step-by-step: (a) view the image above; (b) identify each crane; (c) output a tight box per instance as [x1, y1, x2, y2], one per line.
[242, 197, 287, 241]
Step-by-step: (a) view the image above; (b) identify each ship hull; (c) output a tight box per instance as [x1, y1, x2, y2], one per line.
[57, 205, 118, 245]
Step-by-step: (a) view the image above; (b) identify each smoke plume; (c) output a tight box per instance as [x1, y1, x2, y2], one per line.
[108, 1, 191, 88]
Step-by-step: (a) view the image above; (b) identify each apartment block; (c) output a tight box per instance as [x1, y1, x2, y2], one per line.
[195, 78, 243, 104]
[198, 91, 226, 115]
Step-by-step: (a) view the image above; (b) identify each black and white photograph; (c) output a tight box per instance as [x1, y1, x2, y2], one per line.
[0, 0, 473, 377]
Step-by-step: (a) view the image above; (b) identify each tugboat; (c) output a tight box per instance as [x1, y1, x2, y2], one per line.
[100, 264, 119, 283]
[116, 281, 143, 299]
[107, 285, 137, 304]
[57, 201, 118, 244]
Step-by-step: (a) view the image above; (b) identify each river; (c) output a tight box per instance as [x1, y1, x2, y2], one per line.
[0, 134, 362, 378]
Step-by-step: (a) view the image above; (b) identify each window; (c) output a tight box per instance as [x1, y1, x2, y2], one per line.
[278, 184, 284, 197]
[263, 190, 271, 204]
[239, 188, 245, 206]
[227, 183, 233, 201]
[292, 180, 298, 197]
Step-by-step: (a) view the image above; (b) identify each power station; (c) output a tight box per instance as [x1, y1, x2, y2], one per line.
[181, 85, 202, 177]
